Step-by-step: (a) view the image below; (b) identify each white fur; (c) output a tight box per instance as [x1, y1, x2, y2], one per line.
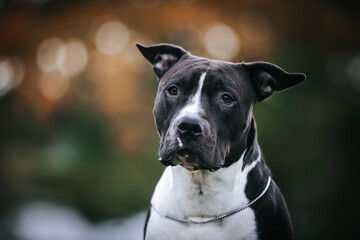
[177, 137, 183, 148]
[176, 72, 207, 119]
[146, 152, 261, 240]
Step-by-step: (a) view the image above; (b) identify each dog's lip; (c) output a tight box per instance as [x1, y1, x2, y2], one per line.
[176, 149, 197, 162]
[160, 148, 223, 172]
[160, 148, 202, 170]
[175, 150, 199, 168]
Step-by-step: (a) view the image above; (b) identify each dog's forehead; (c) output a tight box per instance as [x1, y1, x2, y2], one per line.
[206, 60, 245, 83]
[168, 57, 210, 79]
[163, 56, 246, 87]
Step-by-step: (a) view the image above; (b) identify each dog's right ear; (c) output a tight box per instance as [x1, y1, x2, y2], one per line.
[136, 43, 188, 79]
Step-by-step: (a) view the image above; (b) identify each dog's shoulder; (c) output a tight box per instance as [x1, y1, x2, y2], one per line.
[251, 177, 294, 239]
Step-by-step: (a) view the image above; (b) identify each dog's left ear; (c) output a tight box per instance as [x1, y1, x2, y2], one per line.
[243, 61, 306, 101]
[136, 43, 189, 79]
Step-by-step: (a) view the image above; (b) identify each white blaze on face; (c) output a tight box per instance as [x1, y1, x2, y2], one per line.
[178, 72, 207, 118]
[177, 137, 183, 148]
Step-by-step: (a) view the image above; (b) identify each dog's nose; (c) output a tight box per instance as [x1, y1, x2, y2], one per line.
[177, 117, 204, 139]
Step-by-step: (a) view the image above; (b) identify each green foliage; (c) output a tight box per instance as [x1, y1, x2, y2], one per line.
[0, 102, 163, 221]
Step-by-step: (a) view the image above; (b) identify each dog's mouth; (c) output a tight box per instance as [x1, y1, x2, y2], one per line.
[159, 149, 203, 171]
[159, 148, 223, 172]
[172, 149, 202, 171]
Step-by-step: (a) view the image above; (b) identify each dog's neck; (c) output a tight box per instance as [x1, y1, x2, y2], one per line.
[151, 147, 265, 221]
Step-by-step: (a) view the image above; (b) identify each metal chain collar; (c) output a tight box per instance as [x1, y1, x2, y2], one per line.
[151, 176, 272, 224]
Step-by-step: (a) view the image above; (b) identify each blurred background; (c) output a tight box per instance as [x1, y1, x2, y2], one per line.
[0, 0, 359, 239]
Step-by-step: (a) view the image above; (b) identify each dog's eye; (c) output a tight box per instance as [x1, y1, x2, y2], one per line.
[168, 86, 178, 95]
[221, 94, 234, 104]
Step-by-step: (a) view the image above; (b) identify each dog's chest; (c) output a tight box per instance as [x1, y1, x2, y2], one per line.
[145, 208, 257, 240]
[145, 161, 259, 240]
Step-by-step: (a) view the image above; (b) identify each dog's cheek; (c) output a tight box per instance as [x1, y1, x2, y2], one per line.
[154, 96, 171, 136]
[153, 110, 164, 136]
[223, 106, 249, 141]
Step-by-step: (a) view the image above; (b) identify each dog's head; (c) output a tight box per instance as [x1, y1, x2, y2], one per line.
[137, 43, 305, 171]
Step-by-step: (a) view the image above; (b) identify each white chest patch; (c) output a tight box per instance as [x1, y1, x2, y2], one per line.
[146, 153, 261, 240]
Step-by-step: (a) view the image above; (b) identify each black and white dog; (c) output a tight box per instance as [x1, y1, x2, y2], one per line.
[137, 43, 305, 240]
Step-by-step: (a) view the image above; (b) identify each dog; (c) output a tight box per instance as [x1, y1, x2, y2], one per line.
[136, 43, 305, 240]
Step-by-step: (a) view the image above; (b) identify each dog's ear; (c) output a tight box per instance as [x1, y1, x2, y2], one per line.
[243, 61, 306, 101]
[136, 43, 189, 79]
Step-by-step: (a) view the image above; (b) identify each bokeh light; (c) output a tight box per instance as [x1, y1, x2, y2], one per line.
[0, 56, 24, 95]
[204, 23, 240, 61]
[95, 21, 130, 56]
[10, 56, 25, 88]
[57, 39, 88, 78]
[0, 58, 14, 95]
[36, 37, 64, 72]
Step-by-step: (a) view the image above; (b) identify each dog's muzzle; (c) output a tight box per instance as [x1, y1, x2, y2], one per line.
[158, 116, 208, 171]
